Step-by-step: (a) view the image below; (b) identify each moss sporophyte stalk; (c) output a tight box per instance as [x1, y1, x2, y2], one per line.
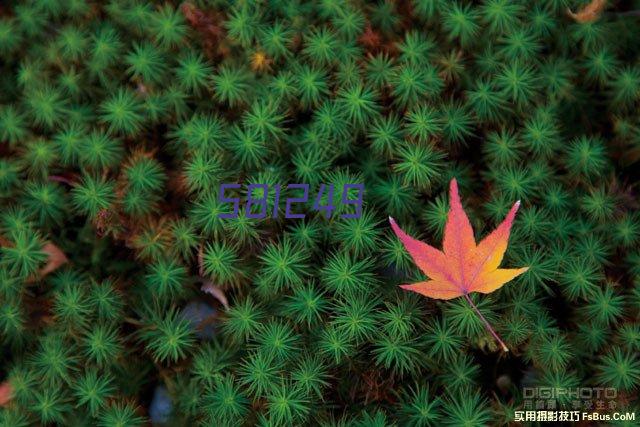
[1, 0, 640, 426]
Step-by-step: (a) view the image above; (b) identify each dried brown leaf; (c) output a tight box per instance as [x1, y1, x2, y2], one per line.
[567, 0, 607, 23]
[201, 280, 230, 310]
[26, 242, 68, 283]
[40, 243, 68, 277]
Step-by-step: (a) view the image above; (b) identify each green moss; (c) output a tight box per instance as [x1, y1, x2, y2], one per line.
[1, 0, 640, 425]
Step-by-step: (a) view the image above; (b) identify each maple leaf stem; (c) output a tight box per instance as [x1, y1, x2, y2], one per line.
[463, 293, 509, 353]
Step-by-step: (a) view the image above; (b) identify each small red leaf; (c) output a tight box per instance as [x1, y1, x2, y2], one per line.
[0, 381, 12, 407]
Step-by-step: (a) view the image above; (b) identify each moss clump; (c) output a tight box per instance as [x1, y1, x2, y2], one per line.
[1, 0, 640, 425]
